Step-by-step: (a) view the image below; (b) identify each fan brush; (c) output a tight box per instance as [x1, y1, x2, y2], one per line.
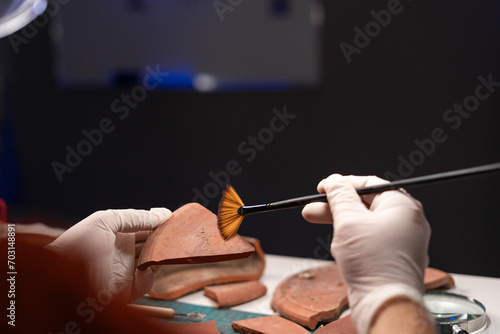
[217, 162, 500, 240]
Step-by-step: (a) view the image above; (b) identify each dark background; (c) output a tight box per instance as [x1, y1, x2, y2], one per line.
[1, 0, 500, 277]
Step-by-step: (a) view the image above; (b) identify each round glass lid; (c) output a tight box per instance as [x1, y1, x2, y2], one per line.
[424, 291, 487, 334]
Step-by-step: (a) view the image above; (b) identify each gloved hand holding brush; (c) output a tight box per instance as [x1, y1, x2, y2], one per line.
[302, 174, 435, 334]
[46, 208, 172, 304]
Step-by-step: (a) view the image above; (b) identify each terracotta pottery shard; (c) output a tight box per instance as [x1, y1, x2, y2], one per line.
[149, 236, 266, 300]
[232, 315, 310, 334]
[312, 268, 455, 334]
[314, 315, 357, 334]
[161, 320, 221, 334]
[204, 280, 267, 308]
[137, 203, 255, 271]
[424, 267, 455, 290]
[271, 264, 455, 330]
[271, 264, 349, 330]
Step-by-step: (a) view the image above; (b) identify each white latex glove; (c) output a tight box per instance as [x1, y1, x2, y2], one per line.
[302, 175, 431, 334]
[45, 208, 172, 304]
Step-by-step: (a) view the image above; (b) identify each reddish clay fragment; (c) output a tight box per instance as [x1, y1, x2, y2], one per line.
[271, 264, 348, 330]
[232, 315, 310, 334]
[272, 264, 454, 330]
[314, 315, 357, 334]
[424, 267, 455, 290]
[306, 267, 455, 334]
[161, 320, 221, 334]
[204, 280, 267, 308]
[149, 237, 265, 300]
[137, 203, 255, 271]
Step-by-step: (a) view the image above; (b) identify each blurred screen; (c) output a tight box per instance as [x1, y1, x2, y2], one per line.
[52, 0, 323, 91]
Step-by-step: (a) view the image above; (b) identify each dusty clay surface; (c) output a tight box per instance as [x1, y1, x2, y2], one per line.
[424, 267, 455, 290]
[314, 315, 356, 334]
[137, 203, 255, 271]
[272, 264, 455, 330]
[271, 264, 348, 330]
[160, 320, 221, 334]
[232, 315, 310, 334]
[204, 280, 267, 308]
[149, 236, 265, 300]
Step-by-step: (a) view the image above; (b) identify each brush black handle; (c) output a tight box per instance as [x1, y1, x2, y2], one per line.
[239, 193, 327, 215]
[239, 162, 500, 216]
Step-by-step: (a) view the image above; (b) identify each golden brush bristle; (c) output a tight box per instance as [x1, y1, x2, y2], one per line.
[218, 184, 245, 240]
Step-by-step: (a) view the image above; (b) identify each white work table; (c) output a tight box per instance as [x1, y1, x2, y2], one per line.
[177, 254, 500, 333]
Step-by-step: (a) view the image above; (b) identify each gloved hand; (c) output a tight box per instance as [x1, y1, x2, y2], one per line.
[45, 208, 172, 304]
[302, 175, 431, 334]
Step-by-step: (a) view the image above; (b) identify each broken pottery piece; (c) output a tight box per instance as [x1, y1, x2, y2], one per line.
[160, 320, 221, 334]
[312, 268, 455, 334]
[272, 264, 455, 330]
[204, 280, 267, 308]
[232, 315, 310, 334]
[424, 267, 455, 290]
[149, 236, 266, 300]
[271, 264, 348, 330]
[137, 203, 255, 271]
[314, 315, 357, 334]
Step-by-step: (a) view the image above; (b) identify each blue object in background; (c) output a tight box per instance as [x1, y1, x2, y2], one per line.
[52, 1, 321, 91]
[271, 0, 290, 16]
[154, 71, 194, 90]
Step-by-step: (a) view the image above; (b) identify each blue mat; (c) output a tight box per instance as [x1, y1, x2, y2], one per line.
[134, 297, 315, 333]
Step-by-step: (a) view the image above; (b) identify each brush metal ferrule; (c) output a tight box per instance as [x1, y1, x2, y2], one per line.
[238, 204, 272, 216]
[237, 206, 245, 215]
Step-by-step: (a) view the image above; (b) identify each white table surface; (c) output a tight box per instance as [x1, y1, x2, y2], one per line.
[177, 254, 500, 333]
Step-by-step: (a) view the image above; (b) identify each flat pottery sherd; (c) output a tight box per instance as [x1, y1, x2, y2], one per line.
[149, 236, 265, 300]
[271, 264, 348, 330]
[204, 280, 267, 308]
[271, 264, 454, 330]
[424, 267, 455, 290]
[314, 315, 356, 334]
[137, 203, 255, 270]
[161, 320, 221, 334]
[232, 315, 310, 334]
